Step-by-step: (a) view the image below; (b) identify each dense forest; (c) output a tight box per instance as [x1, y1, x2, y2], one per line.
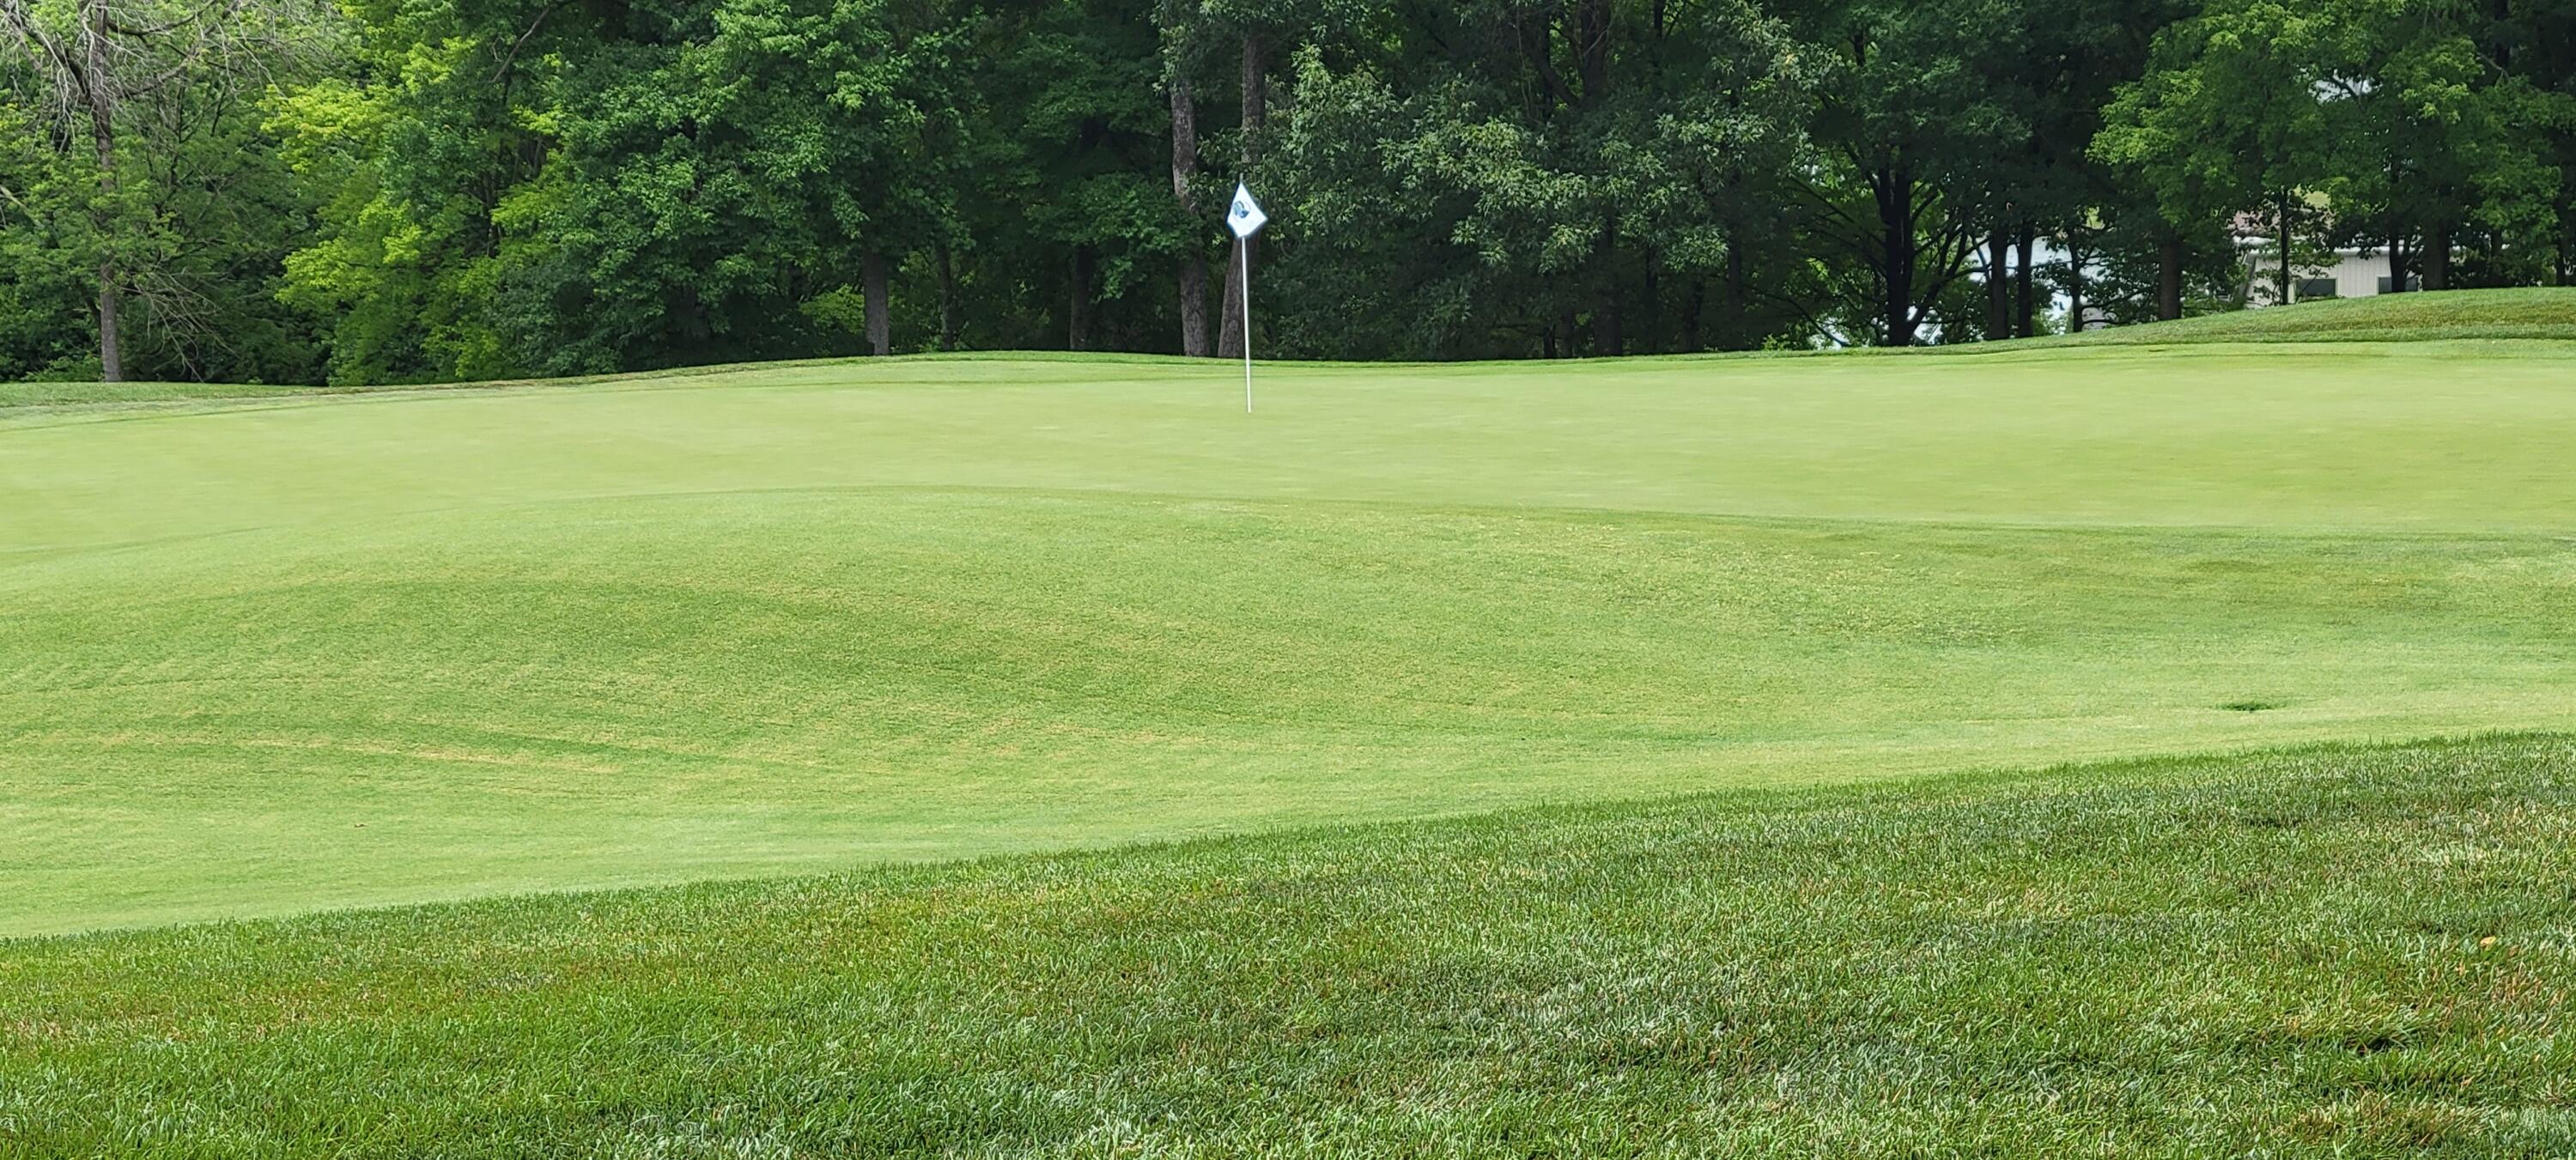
[2, 0, 2571, 383]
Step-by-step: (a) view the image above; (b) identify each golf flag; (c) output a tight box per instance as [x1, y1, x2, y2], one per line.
[1227, 184, 1266, 413]
[1227, 183, 1268, 239]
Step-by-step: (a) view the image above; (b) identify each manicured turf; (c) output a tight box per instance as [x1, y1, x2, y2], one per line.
[2048, 287, 2576, 346]
[3, 735, 2571, 1156]
[8, 334, 2576, 934]
[9, 296, 2576, 1153]
[0, 380, 318, 410]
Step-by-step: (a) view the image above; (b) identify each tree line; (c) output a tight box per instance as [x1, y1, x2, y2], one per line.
[3, 0, 2571, 384]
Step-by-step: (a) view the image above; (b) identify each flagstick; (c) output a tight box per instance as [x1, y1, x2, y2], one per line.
[1224, 182, 1266, 414]
[1239, 240, 1254, 413]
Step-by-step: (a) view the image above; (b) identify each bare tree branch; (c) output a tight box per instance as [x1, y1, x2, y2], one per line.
[0, 181, 39, 227]
[492, 0, 564, 88]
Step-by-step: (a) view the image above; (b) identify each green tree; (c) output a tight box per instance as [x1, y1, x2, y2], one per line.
[2096, 0, 2336, 308]
[1262, 1, 1811, 359]
[2317, 0, 2556, 290]
[1776, 0, 2027, 344]
[1639, 0, 1819, 350]
[29, 0, 2566, 384]
[269, 0, 556, 384]
[0, 64, 94, 379]
[1, 0, 331, 381]
[979, 0, 1185, 354]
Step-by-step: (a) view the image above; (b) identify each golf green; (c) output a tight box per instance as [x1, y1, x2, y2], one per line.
[6, 341, 2574, 935]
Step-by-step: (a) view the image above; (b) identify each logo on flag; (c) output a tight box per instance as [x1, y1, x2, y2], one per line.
[1226, 184, 1268, 240]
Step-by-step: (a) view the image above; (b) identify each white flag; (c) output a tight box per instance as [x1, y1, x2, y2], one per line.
[1226, 183, 1268, 239]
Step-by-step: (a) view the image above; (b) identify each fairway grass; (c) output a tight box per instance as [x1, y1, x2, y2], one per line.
[4, 735, 2572, 1156]
[8, 340, 2576, 934]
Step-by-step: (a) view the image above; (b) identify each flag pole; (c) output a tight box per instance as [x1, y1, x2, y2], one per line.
[1224, 182, 1267, 415]
[1240, 240, 1254, 413]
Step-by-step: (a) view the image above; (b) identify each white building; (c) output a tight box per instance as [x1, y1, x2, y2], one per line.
[2242, 245, 2416, 306]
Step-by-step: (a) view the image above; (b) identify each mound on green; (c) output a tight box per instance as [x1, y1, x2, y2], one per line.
[8, 342, 2576, 935]
[4, 735, 2571, 1157]
[2041, 287, 2576, 347]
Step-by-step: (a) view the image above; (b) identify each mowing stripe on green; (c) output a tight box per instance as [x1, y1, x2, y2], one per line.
[5, 340, 2575, 934]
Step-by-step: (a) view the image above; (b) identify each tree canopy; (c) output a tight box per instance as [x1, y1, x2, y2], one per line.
[1, 0, 2567, 382]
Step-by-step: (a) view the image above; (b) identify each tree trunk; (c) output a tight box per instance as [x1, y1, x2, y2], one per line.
[1722, 240, 1746, 349]
[1592, 288, 1623, 355]
[862, 252, 890, 356]
[1985, 229, 2011, 340]
[1178, 258, 1210, 357]
[1637, 264, 1659, 355]
[935, 242, 960, 350]
[2275, 191, 2293, 304]
[2068, 247, 2085, 334]
[1574, 0, 1611, 101]
[1069, 246, 1093, 351]
[85, 0, 122, 382]
[2156, 234, 2182, 321]
[1879, 164, 1917, 345]
[2425, 224, 2451, 290]
[2378, 161, 2409, 294]
[1681, 277, 1705, 352]
[1218, 238, 1251, 360]
[1217, 37, 1264, 361]
[1592, 219, 1623, 357]
[1574, 2, 1615, 354]
[2014, 227, 2036, 337]
[1170, 74, 1211, 357]
[94, 264, 121, 382]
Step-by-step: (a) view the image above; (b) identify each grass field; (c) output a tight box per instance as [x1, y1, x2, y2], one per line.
[9, 330, 2576, 935]
[4, 735, 2572, 1155]
[8, 295, 2576, 1153]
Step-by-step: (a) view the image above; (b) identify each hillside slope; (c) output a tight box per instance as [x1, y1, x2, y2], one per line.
[2043, 287, 2576, 346]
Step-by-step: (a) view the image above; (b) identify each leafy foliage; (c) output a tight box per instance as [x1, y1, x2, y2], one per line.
[1, 0, 2570, 380]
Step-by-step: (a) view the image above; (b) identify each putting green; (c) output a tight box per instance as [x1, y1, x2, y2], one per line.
[6, 342, 2575, 935]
